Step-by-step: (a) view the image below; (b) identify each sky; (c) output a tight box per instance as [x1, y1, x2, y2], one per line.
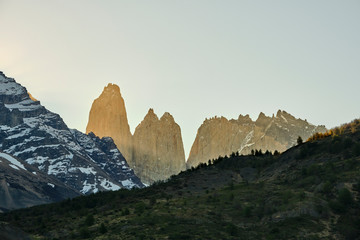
[0, 1, 359, 158]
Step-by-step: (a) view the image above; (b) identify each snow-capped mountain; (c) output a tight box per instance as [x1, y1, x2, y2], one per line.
[0, 71, 143, 197]
[0, 151, 79, 212]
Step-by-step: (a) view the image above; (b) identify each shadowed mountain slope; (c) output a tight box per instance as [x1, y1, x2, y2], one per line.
[2, 119, 359, 239]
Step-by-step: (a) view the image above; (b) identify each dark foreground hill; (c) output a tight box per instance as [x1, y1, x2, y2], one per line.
[1, 120, 360, 240]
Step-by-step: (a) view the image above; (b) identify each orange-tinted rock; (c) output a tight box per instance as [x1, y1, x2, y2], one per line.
[186, 110, 327, 168]
[86, 84, 133, 164]
[132, 109, 186, 184]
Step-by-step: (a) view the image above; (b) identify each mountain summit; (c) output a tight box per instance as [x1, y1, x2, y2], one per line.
[0, 72, 143, 204]
[86, 83, 133, 164]
[133, 109, 186, 184]
[187, 110, 327, 168]
[86, 85, 187, 184]
[87, 84, 327, 184]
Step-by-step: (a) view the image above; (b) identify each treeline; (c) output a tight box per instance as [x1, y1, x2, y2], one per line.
[185, 148, 281, 174]
[308, 119, 360, 142]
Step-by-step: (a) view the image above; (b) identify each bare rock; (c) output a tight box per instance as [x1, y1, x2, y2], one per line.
[187, 110, 327, 168]
[86, 83, 133, 164]
[132, 109, 186, 184]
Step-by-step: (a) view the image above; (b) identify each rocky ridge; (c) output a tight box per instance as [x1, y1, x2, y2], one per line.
[186, 110, 327, 168]
[0, 151, 79, 211]
[132, 109, 186, 184]
[86, 83, 327, 184]
[0, 71, 143, 199]
[86, 84, 133, 165]
[86, 86, 186, 184]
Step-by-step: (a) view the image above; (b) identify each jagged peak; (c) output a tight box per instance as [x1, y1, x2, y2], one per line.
[0, 71, 27, 96]
[276, 109, 298, 122]
[256, 112, 267, 121]
[28, 92, 37, 101]
[144, 108, 159, 121]
[102, 83, 121, 95]
[0, 71, 10, 81]
[238, 114, 253, 123]
[160, 112, 175, 122]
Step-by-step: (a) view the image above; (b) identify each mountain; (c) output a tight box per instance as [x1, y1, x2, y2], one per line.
[132, 109, 186, 184]
[0, 151, 79, 212]
[86, 83, 133, 164]
[86, 85, 186, 184]
[0, 71, 143, 199]
[86, 84, 328, 184]
[2, 119, 359, 239]
[187, 110, 327, 168]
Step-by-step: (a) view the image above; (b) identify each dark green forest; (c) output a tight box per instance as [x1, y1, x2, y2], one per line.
[1, 120, 360, 240]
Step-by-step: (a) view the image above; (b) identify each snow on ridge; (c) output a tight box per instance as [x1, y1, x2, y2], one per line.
[281, 115, 288, 123]
[69, 167, 97, 175]
[26, 156, 49, 165]
[5, 99, 42, 112]
[81, 180, 98, 194]
[0, 152, 27, 171]
[100, 178, 121, 191]
[0, 76, 26, 96]
[122, 179, 136, 189]
[10, 144, 60, 156]
[5, 128, 32, 140]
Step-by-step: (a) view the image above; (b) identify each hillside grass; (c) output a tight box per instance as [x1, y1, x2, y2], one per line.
[1, 120, 360, 240]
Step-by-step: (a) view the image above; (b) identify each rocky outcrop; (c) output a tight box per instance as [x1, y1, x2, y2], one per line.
[186, 110, 327, 168]
[86, 84, 133, 165]
[0, 71, 143, 198]
[86, 84, 187, 184]
[132, 109, 186, 184]
[0, 152, 79, 211]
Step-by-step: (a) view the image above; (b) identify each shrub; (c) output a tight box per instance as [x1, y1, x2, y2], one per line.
[99, 223, 107, 234]
[297, 136, 303, 145]
[79, 227, 90, 239]
[85, 214, 94, 226]
[338, 188, 353, 206]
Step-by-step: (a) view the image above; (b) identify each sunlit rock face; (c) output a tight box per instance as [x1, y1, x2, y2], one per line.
[132, 109, 186, 184]
[186, 110, 327, 168]
[27, 92, 37, 101]
[86, 85, 186, 184]
[86, 84, 133, 165]
[0, 71, 143, 196]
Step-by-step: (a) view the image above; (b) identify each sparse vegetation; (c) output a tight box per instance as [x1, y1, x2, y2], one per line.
[0, 119, 359, 239]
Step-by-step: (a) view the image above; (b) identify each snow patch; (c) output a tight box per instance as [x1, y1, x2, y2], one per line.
[47, 183, 55, 188]
[26, 156, 49, 165]
[69, 167, 97, 175]
[5, 99, 41, 112]
[122, 179, 136, 189]
[9, 164, 20, 170]
[100, 178, 120, 191]
[0, 152, 26, 171]
[238, 130, 254, 154]
[47, 160, 69, 176]
[81, 180, 98, 194]
[281, 115, 288, 123]
[0, 77, 26, 96]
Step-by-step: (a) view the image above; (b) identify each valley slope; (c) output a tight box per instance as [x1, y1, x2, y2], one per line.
[0, 71, 143, 209]
[87, 84, 326, 184]
[3, 119, 359, 239]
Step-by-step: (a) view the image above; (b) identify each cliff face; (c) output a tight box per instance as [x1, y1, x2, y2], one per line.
[86, 84, 133, 165]
[86, 85, 186, 184]
[132, 109, 186, 184]
[186, 110, 327, 168]
[86, 84, 327, 183]
[0, 72, 143, 198]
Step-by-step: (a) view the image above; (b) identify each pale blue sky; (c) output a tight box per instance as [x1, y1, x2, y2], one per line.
[0, 1, 359, 157]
